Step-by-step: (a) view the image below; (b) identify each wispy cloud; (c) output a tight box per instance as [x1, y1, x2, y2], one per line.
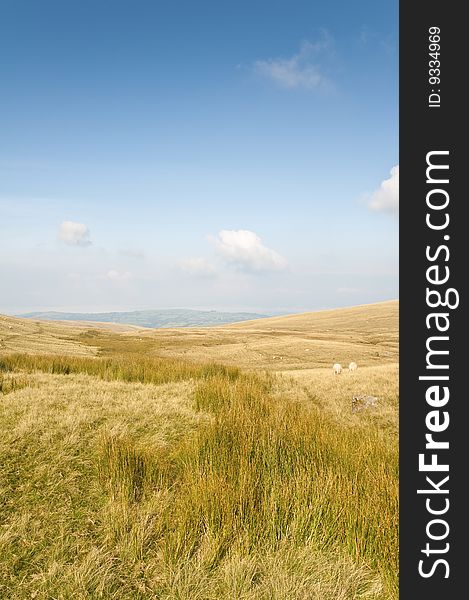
[253, 33, 334, 91]
[358, 26, 372, 46]
[367, 166, 399, 216]
[357, 27, 396, 55]
[212, 229, 287, 273]
[180, 257, 217, 278]
[105, 269, 133, 281]
[58, 221, 92, 246]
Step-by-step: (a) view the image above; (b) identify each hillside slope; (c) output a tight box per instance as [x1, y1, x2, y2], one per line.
[2, 301, 398, 371]
[140, 300, 399, 370]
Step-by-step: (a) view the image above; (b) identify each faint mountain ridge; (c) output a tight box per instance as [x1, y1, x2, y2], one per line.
[18, 309, 269, 329]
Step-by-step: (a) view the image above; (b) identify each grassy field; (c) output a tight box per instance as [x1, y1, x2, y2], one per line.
[138, 300, 399, 371]
[0, 302, 398, 599]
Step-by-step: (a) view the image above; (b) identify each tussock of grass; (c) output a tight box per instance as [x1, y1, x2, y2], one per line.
[98, 434, 151, 502]
[93, 372, 397, 596]
[0, 353, 240, 385]
[0, 373, 30, 395]
[165, 375, 398, 595]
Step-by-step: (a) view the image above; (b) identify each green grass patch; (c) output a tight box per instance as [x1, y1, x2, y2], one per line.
[0, 353, 240, 385]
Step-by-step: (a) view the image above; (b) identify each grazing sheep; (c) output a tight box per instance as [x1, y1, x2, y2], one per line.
[352, 395, 378, 412]
[348, 361, 358, 373]
[332, 363, 342, 375]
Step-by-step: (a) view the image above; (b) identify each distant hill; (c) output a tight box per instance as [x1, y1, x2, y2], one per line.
[18, 309, 269, 329]
[4, 300, 398, 369]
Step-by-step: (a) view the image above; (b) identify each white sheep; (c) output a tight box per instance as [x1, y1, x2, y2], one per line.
[332, 363, 342, 375]
[348, 361, 358, 373]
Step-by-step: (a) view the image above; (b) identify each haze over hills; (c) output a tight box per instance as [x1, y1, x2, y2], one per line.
[17, 309, 269, 329]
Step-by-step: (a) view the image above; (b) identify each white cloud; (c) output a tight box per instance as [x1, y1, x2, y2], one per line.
[58, 221, 91, 246]
[213, 230, 287, 273]
[253, 35, 333, 91]
[367, 165, 399, 215]
[106, 269, 132, 281]
[180, 257, 217, 277]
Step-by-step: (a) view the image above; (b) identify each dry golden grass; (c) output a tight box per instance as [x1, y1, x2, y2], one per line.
[0, 315, 99, 356]
[0, 302, 398, 599]
[279, 363, 399, 432]
[1, 301, 398, 370]
[0, 372, 204, 598]
[138, 300, 398, 371]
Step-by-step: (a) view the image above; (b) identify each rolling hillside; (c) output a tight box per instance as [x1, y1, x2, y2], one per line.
[3, 301, 398, 371]
[135, 300, 399, 370]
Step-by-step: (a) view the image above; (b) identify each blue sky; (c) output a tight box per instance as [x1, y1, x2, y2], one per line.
[0, 0, 398, 314]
